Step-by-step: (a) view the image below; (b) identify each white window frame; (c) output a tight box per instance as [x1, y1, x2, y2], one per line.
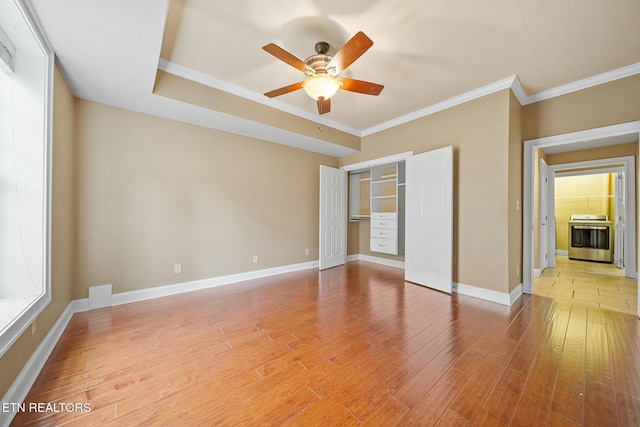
[0, 0, 54, 357]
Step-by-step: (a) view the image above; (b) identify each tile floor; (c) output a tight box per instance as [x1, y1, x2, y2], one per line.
[535, 255, 638, 316]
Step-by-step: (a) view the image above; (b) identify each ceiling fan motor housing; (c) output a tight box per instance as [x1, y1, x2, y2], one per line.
[303, 41, 337, 76]
[305, 54, 334, 76]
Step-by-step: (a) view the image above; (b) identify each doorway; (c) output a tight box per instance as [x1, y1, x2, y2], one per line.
[550, 165, 626, 269]
[523, 120, 640, 317]
[534, 166, 637, 315]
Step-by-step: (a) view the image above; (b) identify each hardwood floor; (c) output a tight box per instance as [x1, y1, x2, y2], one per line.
[535, 256, 638, 316]
[11, 262, 640, 426]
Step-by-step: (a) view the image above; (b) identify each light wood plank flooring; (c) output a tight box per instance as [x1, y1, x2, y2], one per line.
[535, 256, 638, 316]
[11, 262, 640, 426]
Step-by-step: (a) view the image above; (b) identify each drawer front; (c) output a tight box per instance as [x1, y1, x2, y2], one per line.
[371, 212, 397, 220]
[370, 238, 398, 255]
[371, 219, 397, 229]
[371, 228, 396, 239]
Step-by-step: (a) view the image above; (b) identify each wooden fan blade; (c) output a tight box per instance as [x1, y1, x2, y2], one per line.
[264, 82, 304, 98]
[262, 43, 314, 75]
[327, 31, 373, 74]
[339, 78, 384, 95]
[317, 97, 331, 115]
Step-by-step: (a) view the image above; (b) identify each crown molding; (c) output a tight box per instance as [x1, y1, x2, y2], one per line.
[361, 76, 517, 136]
[523, 62, 640, 105]
[361, 62, 640, 135]
[509, 75, 529, 105]
[157, 58, 361, 137]
[16, 0, 54, 55]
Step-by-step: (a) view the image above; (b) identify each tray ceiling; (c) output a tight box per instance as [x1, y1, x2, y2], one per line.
[29, 0, 640, 154]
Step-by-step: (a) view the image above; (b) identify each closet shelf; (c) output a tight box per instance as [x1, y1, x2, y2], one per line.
[379, 174, 398, 180]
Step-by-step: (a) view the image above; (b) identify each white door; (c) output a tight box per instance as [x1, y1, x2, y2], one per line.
[539, 160, 549, 271]
[319, 166, 347, 270]
[614, 171, 625, 269]
[404, 146, 453, 293]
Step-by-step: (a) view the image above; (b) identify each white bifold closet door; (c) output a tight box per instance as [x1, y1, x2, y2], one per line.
[404, 146, 453, 293]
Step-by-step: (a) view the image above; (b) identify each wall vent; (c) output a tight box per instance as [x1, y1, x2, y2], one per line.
[0, 25, 15, 74]
[88, 284, 113, 310]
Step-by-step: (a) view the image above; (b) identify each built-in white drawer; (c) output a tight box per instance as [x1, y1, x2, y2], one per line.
[371, 219, 397, 229]
[371, 212, 397, 220]
[370, 228, 395, 238]
[370, 237, 398, 255]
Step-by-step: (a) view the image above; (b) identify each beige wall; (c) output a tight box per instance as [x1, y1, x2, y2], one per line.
[73, 100, 337, 297]
[522, 74, 640, 140]
[508, 92, 523, 291]
[0, 67, 76, 398]
[341, 90, 514, 293]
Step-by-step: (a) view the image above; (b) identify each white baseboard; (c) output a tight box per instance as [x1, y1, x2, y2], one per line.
[347, 253, 405, 269]
[454, 281, 523, 306]
[0, 303, 76, 427]
[349, 254, 522, 306]
[510, 283, 524, 305]
[111, 261, 318, 307]
[556, 250, 568, 256]
[534, 268, 542, 277]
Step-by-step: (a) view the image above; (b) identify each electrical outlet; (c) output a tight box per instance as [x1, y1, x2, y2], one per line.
[305, 248, 310, 256]
[174, 264, 182, 274]
[516, 266, 520, 277]
[253, 255, 259, 263]
[30, 320, 37, 335]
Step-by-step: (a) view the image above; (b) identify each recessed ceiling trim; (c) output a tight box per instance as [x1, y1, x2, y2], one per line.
[158, 58, 361, 137]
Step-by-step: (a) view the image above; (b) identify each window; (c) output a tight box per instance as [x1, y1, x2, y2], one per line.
[0, 0, 53, 356]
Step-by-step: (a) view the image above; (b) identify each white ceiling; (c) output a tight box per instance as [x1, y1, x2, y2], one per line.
[28, 0, 640, 154]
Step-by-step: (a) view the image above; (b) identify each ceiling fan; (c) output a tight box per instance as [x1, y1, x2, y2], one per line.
[262, 31, 384, 115]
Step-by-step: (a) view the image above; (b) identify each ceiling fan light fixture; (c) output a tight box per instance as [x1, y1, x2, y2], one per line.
[302, 74, 341, 101]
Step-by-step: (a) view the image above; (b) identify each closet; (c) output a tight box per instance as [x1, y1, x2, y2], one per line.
[339, 147, 453, 293]
[349, 161, 405, 255]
